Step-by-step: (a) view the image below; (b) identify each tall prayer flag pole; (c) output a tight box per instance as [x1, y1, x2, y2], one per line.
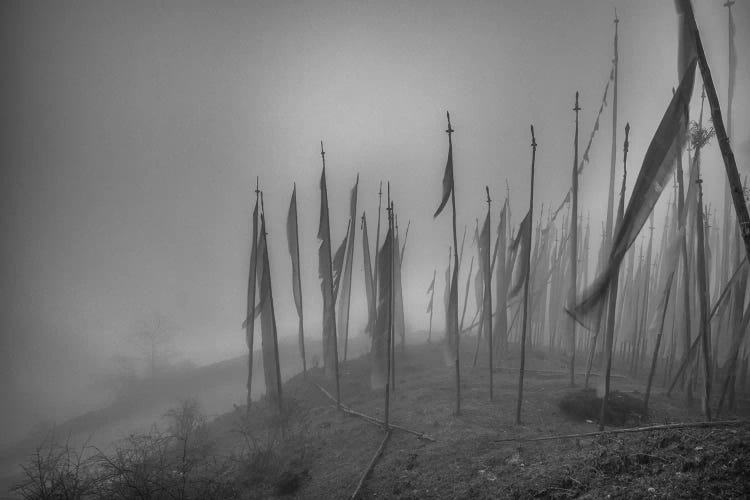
[516, 125, 536, 425]
[485, 186, 494, 400]
[568, 92, 581, 387]
[599, 123, 629, 431]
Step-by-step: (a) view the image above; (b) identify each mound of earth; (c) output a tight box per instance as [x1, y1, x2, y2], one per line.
[558, 387, 646, 426]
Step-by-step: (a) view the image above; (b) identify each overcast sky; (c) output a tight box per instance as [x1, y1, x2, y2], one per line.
[1, 0, 749, 434]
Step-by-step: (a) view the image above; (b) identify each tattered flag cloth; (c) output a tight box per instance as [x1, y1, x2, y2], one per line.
[286, 186, 302, 317]
[332, 222, 349, 301]
[317, 167, 339, 380]
[243, 197, 259, 334]
[442, 261, 460, 366]
[478, 211, 492, 334]
[286, 185, 304, 359]
[570, 58, 697, 331]
[257, 215, 282, 408]
[728, 2, 736, 122]
[370, 227, 392, 389]
[509, 210, 532, 298]
[494, 201, 509, 346]
[337, 176, 358, 355]
[361, 213, 376, 334]
[434, 143, 454, 218]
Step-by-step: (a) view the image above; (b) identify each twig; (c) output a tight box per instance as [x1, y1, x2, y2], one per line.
[493, 419, 749, 443]
[350, 429, 392, 500]
[313, 383, 436, 442]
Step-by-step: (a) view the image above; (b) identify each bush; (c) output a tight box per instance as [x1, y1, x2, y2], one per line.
[12, 433, 98, 500]
[94, 399, 238, 499]
[13, 398, 310, 499]
[231, 398, 311, 496]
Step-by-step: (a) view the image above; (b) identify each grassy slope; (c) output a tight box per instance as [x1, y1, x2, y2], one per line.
[208, 339, 750, 499]
[3, 336, 749, 498]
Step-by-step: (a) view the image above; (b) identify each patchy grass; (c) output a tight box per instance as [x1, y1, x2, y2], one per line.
[9, 338, 750, 498]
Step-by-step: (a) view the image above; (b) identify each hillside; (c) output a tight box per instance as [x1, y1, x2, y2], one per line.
[207, 340, 750, 499]
[5, 338, 750, 499]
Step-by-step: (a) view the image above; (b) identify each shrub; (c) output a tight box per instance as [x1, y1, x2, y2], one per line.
[12, 433, 98, 500]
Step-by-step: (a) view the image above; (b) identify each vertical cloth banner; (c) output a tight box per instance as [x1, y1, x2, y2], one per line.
[286, 185, 305, 367]
[370, 227, 392, 389]
[257, 215, 283, 409]
[362, 213, 376, 334]
[318, 167, 339, 380]
[570, 57, 697, 331]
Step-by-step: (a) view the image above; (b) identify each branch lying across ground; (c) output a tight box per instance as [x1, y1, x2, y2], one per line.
[313, 383, 436, 442]
[494, 420, 750, 443]
[492, 368, 627, 380]
[350, 429, 391, 500]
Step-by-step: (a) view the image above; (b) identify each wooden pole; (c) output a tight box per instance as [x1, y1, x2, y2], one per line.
[569, 91, 581, 387]
[373, 182, 383, 294]
[696, 172, 712, 420]
[645, 274, 674, 412]
[245, 179, 260, 409]
[390, 199, 396, 389]
[485, 186, 494, 400]
[292, 183, 306, 376]
[600, 123, 629, 431]
[350, 429, 391, 500]
[320, 141, 341, 408]
[446, 112, 461, 415]
[719, 0, 736, 302]
[428, 269, 436, 343]
[604, 12, 619, 254]
[684, 2, 750, 264]
[259, 193, 284, 412]
[495, 420, 748, 443]
[516, 125, 536, 425]
[385, 192, 393, 429]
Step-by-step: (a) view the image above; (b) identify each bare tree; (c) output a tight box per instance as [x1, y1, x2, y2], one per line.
[132, 312, 177, 380]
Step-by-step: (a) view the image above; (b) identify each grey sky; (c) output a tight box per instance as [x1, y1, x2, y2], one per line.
[1, 0, 748, 436]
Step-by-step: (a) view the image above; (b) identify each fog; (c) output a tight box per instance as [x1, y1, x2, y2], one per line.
[1, 0, 749, 443]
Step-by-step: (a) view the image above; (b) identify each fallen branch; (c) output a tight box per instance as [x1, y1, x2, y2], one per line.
[313, 383, 436, 442]
[493, 419, 749, 443]
[492, 368, 627, 380]
[350, 429, 392, 500]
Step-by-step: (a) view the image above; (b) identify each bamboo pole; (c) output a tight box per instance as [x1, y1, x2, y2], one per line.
[684, 2, 750, 265]
[568, 91, 581, 387]
[350, 429, 392, 500]
[314, 383, 435, 441]
[516, 125, 536, 425]
[695, 155, 712, 421]
[446, 112, 461, 416]
[373, 182, 383, 295]
[428, 269, 436, 343]
[600, 123, 629, 431]
[320, 142, 341, 409]
[645, 274, 674, 412]
[494, 420, 748, 443]
[291, 183, 306, 376]
[485, 186, 494, 400]
[385, 193, 393, 428]
[259, 193, 284, 412]
[245, 180, 260, 410]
